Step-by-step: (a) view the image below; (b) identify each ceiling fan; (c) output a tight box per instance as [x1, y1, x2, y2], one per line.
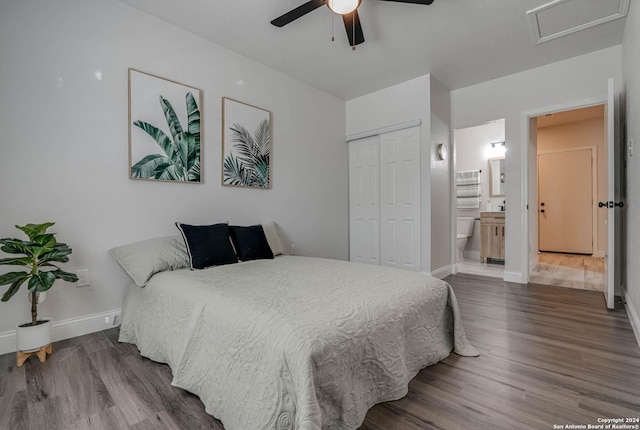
[271, 0, 435, 49]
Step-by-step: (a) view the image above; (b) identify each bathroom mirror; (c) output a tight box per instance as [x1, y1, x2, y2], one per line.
[489, 157, 505, 197]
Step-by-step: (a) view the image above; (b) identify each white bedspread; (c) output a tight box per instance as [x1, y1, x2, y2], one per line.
[119, 256, 477, 430]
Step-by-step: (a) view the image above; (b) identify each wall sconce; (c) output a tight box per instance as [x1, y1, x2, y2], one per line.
[436, 143, 448, 160]
[489, 141, 506, 157]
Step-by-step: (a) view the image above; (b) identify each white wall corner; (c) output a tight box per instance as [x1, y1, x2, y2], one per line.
[429, 265, 454, 280]
[624, 294, 640, 349]
[503, 271, 527, 284]
[0, 309, 121, 356]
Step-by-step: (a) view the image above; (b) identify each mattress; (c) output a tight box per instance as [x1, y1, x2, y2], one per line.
[118, 255, 478, 430]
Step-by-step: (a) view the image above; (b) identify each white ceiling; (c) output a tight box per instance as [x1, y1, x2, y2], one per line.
[116, 0, 628, 100]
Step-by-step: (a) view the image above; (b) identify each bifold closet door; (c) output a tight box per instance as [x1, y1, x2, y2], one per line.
[379, 126, 421, 271]
[348, 136, 381, 265]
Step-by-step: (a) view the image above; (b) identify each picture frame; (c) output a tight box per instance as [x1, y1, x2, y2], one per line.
[128, 68, 203, 183]
[221, 97, 272, 189]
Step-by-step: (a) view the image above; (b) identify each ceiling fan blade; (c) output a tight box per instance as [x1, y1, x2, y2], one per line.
[377, 0, 435, 4]
[342, 9, 365, 47]
[271, 0, 326, 27]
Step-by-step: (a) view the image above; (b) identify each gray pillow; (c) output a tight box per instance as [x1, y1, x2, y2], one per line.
[262, 221, 284, 256]
[109, 236, 190, 286]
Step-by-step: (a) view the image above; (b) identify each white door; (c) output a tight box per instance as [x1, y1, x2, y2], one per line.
[538, 149, 594, 254]
[379, 126, 421, 271]
[348, 136, 380, 265]
[603, 78, 620, 309]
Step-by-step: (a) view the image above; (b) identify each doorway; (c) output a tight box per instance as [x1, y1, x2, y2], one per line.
[528, 105, 606, 291]
[452, 119, 506, 279]
[538, 148, 595, 254]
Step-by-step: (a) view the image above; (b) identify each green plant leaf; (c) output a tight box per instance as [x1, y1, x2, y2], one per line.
[1, 273, 31, 302]
[133, 94, 200, 182]
[230, 123, 257, 159]
[51, 269, 79, 283]
[16, 223, 55, 241]
[186, 92, 200, 146]
[223, 154, 244, 185]
[0, 256, 32, 266]
[187, 158, 200, 182]
[173, 131, 188, 171]
[156, 163, 185, 181]
[160, 96, 184, 149]
[253, 119, 270, 158]
[184, 133, 198, 171]
[39, 247, 72, 264]
[131, 154, 174, 178]
[32, 233, 57, 247]
[38, 262, 60, 269]
[0, 271, 31, 286]
[27, 271, 56, 293]
[133, 121, 179, 162]
[0, 239, 33, 255]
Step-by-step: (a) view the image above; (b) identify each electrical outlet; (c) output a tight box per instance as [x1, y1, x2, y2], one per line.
[76, 269, 90, 287]
[290, 244, 297, 255]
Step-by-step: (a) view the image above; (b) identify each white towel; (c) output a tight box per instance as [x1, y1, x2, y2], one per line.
[456, 170, 481, 209]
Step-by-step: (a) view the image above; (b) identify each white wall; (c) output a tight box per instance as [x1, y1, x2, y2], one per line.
[0, 0, 348, 338]
[622, 1, 640, 342]
[346, 75, 433, 273]
[430, 77, 452, 274]
[454, 119, 506, 255]
[452, 46, 623, 282]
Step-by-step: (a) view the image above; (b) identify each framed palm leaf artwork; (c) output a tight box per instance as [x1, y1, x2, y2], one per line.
[222, 97, 272, 188]
[128, 69, 202, 183]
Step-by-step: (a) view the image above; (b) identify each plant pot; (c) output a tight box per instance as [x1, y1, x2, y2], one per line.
[16, 318, 52, 352]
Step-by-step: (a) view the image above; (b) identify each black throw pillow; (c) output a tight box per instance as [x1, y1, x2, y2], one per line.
[229, 225, 275, 262]
[176, 222, 238, 270]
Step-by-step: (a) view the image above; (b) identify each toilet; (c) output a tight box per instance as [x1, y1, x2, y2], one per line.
[456, 217, 475, 262]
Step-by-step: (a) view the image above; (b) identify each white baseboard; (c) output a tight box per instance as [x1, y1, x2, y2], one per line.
[504, 271, 527, 284]
[624, 293, 640, 349]
[429, 265, 454, 280]
[0, 308, 121, 356]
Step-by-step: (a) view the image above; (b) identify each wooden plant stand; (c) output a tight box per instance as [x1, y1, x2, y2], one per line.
[16, 343, 52, 367]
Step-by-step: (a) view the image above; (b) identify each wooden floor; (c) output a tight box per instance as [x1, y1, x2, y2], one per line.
[1, 274, 639, 430]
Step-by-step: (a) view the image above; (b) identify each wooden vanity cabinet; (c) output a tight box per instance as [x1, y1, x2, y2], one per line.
[480, 212, 505, 262]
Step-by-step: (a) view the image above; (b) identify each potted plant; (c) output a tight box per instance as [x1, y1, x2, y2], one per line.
[0, 222, 78, 356]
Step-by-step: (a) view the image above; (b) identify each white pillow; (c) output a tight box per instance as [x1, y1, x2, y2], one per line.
[262, 221, 284, 256]
[109, 236, 190, 286]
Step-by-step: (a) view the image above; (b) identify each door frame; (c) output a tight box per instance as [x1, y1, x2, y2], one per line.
[521, 96, 606, 281]
[450, 119, 506, 277]
[537, 146, 598, 255]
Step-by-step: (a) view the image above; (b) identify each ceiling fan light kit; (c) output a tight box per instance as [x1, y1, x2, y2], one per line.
[271, 0, 435, 48]
[327, 0, 360, 15]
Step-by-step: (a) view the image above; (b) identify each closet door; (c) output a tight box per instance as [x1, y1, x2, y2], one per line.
[380, 126, 421, 271]
[348, 136, 380, 265]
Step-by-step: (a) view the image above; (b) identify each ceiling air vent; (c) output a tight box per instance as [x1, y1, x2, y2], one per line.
[527, 0, 630, 44]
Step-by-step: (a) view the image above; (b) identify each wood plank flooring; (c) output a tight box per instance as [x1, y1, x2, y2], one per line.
[1, 273, 638, 430]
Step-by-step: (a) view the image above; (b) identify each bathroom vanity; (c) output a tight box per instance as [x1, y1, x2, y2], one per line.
[480, 211, 505, 263]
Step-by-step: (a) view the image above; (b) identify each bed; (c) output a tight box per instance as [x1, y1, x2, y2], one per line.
[113, 235, 477, 430]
